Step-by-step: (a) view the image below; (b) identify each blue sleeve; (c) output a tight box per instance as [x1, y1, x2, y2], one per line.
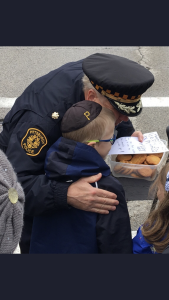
[133, 226, 154, 254]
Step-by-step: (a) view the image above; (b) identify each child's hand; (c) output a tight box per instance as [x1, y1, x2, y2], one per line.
[67, 173, 119, 214]
[131, 131, 143, 142]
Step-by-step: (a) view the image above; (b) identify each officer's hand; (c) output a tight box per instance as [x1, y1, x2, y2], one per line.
[131, 131, 143, 142]
[67, 173, 119, 214]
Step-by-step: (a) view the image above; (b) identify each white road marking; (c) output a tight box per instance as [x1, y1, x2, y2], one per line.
[0, 97, 169, 109]
[142, 97, 169, 107]
[0, 97, 16, 107]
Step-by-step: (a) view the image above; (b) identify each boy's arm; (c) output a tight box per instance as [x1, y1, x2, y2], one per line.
[96, 176, 133, 253]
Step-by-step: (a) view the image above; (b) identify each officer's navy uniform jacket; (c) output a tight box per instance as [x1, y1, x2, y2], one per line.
[0, 59, 135, 253]
[133, 226, 159, 254]
[30, 137, 132, 253]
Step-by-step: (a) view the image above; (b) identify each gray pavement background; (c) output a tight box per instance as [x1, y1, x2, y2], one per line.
[1, 46, 169, 97]
[0, 46, 169, 232]
[0, 47, 140, 96]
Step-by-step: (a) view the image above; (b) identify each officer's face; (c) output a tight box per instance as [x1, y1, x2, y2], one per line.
[97, 98, 129, 126]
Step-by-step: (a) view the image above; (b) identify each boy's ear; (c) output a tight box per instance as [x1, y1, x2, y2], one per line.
[87, 141, 97, 148]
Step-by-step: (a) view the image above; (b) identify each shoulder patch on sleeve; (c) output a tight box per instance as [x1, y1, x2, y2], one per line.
[21, 128, 47, 156]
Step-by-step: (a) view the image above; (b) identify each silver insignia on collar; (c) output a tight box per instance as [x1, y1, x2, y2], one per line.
[52, 112, 59, 119]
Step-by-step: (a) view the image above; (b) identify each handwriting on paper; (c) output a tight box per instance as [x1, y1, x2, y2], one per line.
[108, 132, 169, 155]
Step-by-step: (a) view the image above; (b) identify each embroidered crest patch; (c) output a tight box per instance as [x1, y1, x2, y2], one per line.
[21, 128, 47, 156]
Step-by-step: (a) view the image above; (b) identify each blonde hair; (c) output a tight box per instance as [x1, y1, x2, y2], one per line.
[142, 163, 169, 253]
[62, 106, 115, 144]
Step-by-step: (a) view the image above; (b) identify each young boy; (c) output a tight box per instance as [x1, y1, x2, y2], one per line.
[30, 100, 132, 253]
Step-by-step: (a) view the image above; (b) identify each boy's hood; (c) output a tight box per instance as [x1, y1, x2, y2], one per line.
[45, 137, 110, 181]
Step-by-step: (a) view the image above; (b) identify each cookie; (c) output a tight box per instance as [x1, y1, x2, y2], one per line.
[152, 153, 163, 158]
[144, 160, 149, 165]
[146, 155, 160, 165]
[114, 165, 123, 173]
[138, 167, 152, 177]
[130, 154, 147, 164]
[120, 160, 131, 163]
[130, 172, 141, 178]
[121, 167, 133, 175]
[116, 154, 132, 162]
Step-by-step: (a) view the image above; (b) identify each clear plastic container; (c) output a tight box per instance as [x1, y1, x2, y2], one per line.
[110, 139, 168, 181]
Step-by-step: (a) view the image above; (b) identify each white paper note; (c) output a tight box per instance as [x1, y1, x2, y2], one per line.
[108, 132, 169, 155]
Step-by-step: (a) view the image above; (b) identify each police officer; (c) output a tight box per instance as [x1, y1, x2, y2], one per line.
[0, 53, 154, 253]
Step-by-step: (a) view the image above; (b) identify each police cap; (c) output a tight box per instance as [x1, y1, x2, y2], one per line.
[82, 53, 154, 117]
[61, 100, 102, 133]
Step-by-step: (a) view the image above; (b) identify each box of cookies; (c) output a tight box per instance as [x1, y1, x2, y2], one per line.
[110, 140, 168, 181]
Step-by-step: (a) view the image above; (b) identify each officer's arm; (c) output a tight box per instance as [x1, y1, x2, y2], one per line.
[115, 120, 143, 142]
[115, 119, 135, 139]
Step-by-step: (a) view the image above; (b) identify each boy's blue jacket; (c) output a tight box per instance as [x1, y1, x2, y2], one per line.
[133, 226, 158, 254]
[30, 137, 132, 253]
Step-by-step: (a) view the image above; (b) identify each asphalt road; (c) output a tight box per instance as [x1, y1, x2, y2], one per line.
[1, 46, 169, 97]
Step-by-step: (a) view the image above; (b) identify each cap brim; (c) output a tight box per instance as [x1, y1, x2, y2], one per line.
[106, 97, 142, 117]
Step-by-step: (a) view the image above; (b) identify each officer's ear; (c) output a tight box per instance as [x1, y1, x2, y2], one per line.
[87, 141, 96, 148]
[84, 89, 98, 101]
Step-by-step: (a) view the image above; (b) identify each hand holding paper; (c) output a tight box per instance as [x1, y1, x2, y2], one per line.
[108, 132, 169, 155]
